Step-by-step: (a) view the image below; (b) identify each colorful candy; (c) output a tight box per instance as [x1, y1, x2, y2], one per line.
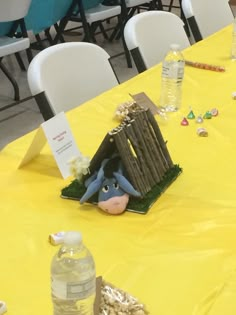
[203, 111, 212, 119]
[181, 117, 189, 126]
[210, 108, 219, 116]
[187, 110, 195, 119]
[196, 115, 204, 123]
[197, 127, 208, 137]
[181, 108, 219, 138]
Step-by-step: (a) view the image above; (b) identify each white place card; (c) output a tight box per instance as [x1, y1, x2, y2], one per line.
[19, 112, 80, 178]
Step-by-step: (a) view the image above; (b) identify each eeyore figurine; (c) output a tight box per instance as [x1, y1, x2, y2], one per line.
[80, 155, 141, 214]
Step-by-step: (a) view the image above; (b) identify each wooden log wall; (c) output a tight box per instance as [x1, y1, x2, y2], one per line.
[112, 109, 174, 196]
[88, 108, 174, 197]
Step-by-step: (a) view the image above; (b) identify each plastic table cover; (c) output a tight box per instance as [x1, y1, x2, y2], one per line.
[1, 25, 236, 315]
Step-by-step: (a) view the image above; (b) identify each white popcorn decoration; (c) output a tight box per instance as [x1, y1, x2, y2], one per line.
[68, 155, 90, 181]
[100, 281, 148, 315]
[0, 301, 7, 315]
[114, 101, 142, 121]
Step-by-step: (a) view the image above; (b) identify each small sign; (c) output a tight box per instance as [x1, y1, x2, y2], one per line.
[19, 112, 80, 178]
[130, 92, 160, 115]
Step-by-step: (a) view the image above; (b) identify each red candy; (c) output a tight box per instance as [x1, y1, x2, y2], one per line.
[181, 117, 189, 126]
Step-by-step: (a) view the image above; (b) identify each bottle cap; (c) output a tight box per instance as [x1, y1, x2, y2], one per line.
[170, 43, 180, 51]
[64, 231, 82, 245]
[49, 231, 66, 245]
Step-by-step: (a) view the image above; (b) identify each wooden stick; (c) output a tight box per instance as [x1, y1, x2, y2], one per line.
[146, 109, 173, 168]
[125, 122, 154, 191]
[135, 113, 165, 179]
[89, 133, 116, 175]
[139, 111, 167, 177]
[142, 110, 170, 172]
[130, 114, 161, 184]
[113, 128, 147, 195]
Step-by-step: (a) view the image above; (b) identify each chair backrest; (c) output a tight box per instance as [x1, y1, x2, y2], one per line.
[182, 0, 234, 41]
[0, 0, 32, 22]
[25, 0, 75, 35]
[27, 42, 119, 118]
[124, 10, 190, 72]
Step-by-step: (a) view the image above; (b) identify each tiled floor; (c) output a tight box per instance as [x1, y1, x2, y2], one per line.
[1, 2, 234, 149]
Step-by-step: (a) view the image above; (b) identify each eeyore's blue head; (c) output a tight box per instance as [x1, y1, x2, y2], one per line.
[80, 156, 140, 214]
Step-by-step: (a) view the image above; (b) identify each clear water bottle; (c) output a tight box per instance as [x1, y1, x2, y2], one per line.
[159, 44, 185, 112]
[51, 231, 96, 315]
[232, 17, 236, 60]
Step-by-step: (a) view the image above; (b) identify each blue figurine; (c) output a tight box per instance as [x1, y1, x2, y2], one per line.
[80, 155, 141, 214]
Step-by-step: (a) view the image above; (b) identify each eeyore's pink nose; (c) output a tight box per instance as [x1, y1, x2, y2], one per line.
[98, 194, 129, 215]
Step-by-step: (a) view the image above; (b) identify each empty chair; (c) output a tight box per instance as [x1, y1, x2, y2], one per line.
[69, 0, 132, 67]
[109, 0, 157, 41]
[124, 10, 190, 73]
[27, 42, 119, 120]
[24, 0, 77, 46]
[70, 0, 121, 42]
[182, 0, 234, 42]
[0, 0, 32, 101]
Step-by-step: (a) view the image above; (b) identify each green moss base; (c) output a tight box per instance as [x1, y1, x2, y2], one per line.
[61, 165, 182, 214]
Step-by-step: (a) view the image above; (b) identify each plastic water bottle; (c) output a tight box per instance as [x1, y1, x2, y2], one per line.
[159, 44, 185, 112]
[51, 231, 96, 315]
[231, 17, 236, 60]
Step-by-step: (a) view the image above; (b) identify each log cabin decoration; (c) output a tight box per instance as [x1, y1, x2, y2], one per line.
[61, 105, 182, 214]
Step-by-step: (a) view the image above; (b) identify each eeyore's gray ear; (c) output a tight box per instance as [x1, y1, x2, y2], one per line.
[84, 172, 98, 188]
[113, 172, 141, 197]
[80, 158, 109, 204]
[80, 177, 103, 204]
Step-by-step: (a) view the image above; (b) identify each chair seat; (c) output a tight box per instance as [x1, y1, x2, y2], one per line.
[126, 0, 152, 8]
[0, 36, 30, 58]
[83, 4, 121, 24]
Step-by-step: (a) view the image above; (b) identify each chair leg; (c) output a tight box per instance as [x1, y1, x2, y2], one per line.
[149, 0, 158, 10]
[98, 22, 109, 40]
[0, 59, 20, 101]
[122, 35, 132, 68]
[53, 23, 66, 43]
[15, 52, 26, 71]
[168, 0, 174, 11]
[52, 0, 78, 45]
[44, 27, 54, 45]
[155, 0, 164, 10]
[26, 48, 33, 63]
[109, 19, 121, 41]
[34, 33, 45, 50]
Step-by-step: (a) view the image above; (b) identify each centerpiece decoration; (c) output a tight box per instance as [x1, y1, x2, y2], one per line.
[61, 103, 181, 214]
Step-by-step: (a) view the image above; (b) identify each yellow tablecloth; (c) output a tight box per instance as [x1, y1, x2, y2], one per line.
[1, 25, 236, 315]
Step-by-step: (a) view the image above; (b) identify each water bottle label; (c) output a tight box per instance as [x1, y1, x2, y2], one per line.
[162, 61, 184, 79]
[51, 277, 95, 300]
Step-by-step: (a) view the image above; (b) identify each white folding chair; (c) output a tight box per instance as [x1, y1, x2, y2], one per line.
[27, 42, 119, 120]
[0, 0, 32, 100]
[124, 10, 190, 73]
[69, 0, 132, 67]
[182, 0, 234, 42]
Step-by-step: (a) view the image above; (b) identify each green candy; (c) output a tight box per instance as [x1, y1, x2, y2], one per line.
[203, 111, 212, 119]
[187, 110, 195, 119]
